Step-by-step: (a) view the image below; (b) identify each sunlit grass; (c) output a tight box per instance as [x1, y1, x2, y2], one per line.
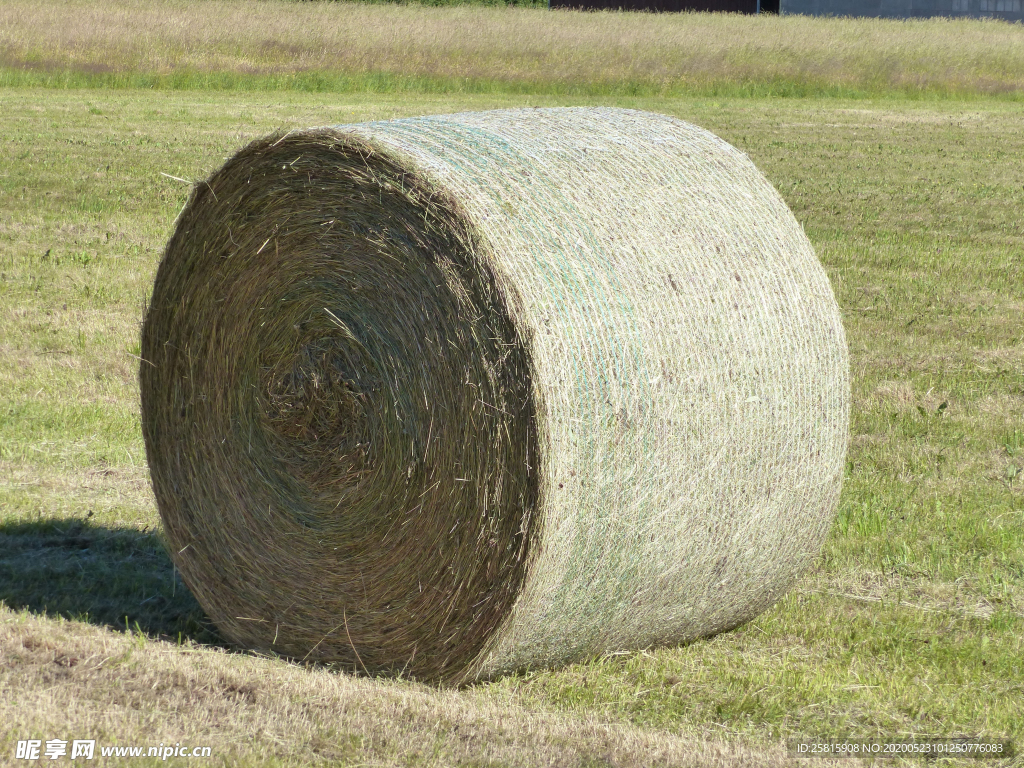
[1, 87, 1021, 762]
[2, 0, 1024, 97]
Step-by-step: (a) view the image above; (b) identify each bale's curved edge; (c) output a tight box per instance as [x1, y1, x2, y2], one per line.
[141, 131, 543, 684]
[141, 108, 849, 685]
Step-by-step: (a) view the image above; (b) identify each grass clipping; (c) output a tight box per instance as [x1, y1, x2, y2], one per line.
[140, 107, 849, 685]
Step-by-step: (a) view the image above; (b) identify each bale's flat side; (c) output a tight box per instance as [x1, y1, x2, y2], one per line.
[141, 107, 849, 685]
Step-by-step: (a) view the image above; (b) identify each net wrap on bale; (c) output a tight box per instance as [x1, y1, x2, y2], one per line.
[141, 107, 849, 684]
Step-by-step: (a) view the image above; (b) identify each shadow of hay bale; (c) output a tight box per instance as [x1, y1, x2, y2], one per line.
[0, 518, 218, 644]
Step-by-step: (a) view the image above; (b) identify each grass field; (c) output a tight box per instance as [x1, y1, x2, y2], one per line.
[1, 1, 1023, 766]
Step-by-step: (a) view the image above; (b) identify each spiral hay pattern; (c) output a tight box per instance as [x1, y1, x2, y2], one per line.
[140, 107, 849, 684]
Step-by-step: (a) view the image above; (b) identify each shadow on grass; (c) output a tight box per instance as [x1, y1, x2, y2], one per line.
[0, 517, 220, 644]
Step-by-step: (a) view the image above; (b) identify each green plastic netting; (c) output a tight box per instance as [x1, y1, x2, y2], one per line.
[140, 107, 849, 684]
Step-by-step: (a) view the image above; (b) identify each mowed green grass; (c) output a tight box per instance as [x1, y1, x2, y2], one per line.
[1, 87, 1022, 763]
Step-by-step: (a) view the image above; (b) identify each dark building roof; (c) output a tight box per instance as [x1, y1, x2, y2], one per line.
[549, 0, 1022, 16]
[549, 0, 764, 11]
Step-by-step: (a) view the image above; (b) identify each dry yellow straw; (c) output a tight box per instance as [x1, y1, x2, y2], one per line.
[140, 108, 849, 684]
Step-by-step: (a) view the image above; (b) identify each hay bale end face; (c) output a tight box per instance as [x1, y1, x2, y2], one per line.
[140, 108, 849, 684]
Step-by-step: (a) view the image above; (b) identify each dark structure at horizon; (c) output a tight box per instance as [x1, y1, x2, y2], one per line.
[782, 0, 1021, 17]
[548, 0, 777, 12]
[550, 0, 1022, 18]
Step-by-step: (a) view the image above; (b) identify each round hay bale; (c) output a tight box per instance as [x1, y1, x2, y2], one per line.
[140, 107, 849, 684]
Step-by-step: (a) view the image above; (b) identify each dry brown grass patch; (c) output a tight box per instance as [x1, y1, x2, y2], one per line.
[0, 609, 830, 767]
